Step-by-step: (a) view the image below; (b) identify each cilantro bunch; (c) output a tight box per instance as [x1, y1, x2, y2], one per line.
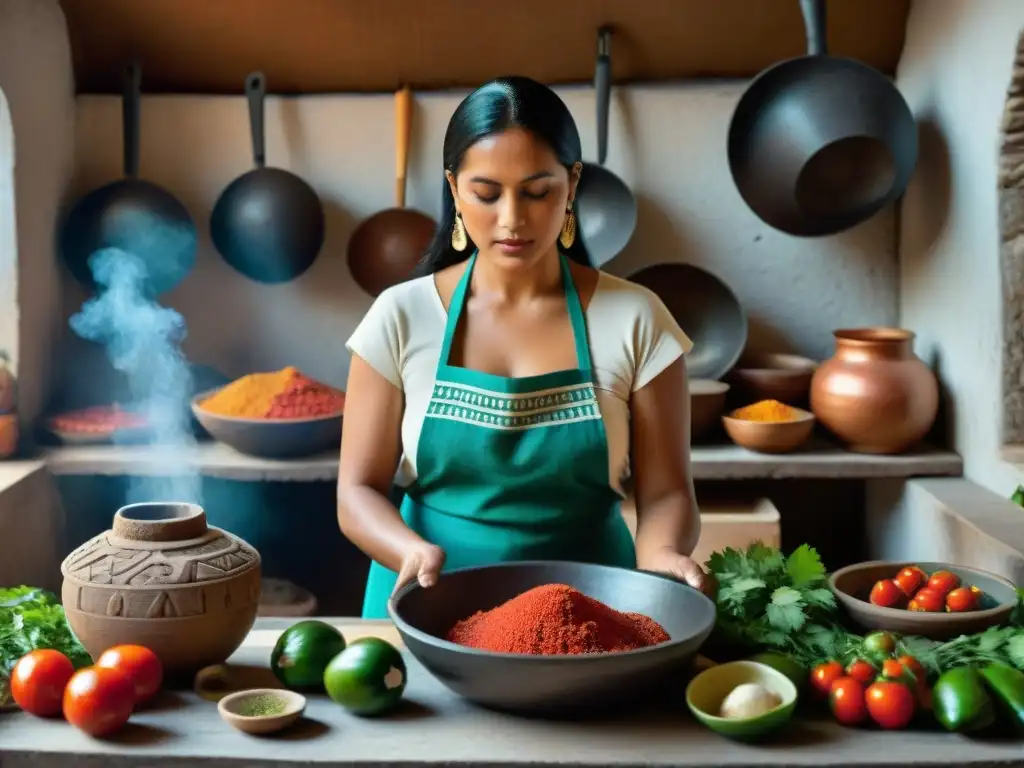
[707, 543, 854, 664]
[0, 586, 92, 675]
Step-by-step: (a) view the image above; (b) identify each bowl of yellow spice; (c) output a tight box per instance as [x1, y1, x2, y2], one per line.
[193, 366, 345, 459]
[721, 399, 815, 454]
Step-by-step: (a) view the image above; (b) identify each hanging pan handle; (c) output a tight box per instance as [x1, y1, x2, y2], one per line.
[245, 72, 267, 169]
[121, 62, 142, 178]
[595, 27, 613, 167]
[395, 85, 413, 208]
[799, 0, 828, 57]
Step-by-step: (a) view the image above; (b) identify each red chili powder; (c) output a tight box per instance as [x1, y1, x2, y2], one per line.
[265, 372, 346, 418]
[445, 583, 670, 655]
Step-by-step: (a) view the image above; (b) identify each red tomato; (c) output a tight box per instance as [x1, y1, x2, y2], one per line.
[63, 666, 135, 737]
[9, 649, 75, 717]
[810, 660, 844, 698]
[893, 566, 926, 597]
[865, 680, 916, 729]
[945, 586, 980, 613]
[926, 570, 960, 595]
[881, 658, 908, 681]
[829, 676, 868, 725]
[908, 587, 944, 612]
[846, 659, 876, 686]
[895, 655, 931, 710]
[96, 645, 163, 703]
[869, 579, 905, 608]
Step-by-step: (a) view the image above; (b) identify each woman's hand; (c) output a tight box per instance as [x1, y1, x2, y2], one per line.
[392, 542, 447, 594]
[640, 546, 717, 597]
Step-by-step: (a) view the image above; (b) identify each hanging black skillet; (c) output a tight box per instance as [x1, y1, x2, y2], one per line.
[210, 72, 325, 283]
[575, 27, 637, 267]
[60, 62, 197, 296]
[727, 0, 918, 237]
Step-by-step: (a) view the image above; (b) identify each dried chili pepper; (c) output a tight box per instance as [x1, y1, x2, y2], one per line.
[446, 584, 669, 655]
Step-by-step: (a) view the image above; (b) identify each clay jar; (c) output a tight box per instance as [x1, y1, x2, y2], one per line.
[810, 328, 938, 454]
[61, 502, 261, 675]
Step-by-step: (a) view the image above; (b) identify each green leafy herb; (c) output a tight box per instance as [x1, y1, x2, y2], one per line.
[0, 586, 91, 675]
[706, 542, 856, 666]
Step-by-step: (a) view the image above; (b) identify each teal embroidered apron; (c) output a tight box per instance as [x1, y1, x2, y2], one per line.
[361, 252, 635, 618]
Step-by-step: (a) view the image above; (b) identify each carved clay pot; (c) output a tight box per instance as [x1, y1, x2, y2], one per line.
[810, 328, 939, 454]
[61, 502, 261, 675]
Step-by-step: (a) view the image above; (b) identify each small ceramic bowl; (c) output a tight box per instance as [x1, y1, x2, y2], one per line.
[686, 661, 798, 742]
[728, 353, 817, 405]
[690, 380, 730, 442]
[829, 561, 1019, 640]
[722, 407, 815, 454]
[217, 688, 306, 735]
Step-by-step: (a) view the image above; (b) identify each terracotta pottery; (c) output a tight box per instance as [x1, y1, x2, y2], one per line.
[810, 328, 938, 454]
[61, 502, 261, 675]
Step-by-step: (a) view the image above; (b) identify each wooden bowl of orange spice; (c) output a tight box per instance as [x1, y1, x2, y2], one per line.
[192, 367, 345, 458]
[721, 399, 815, 454]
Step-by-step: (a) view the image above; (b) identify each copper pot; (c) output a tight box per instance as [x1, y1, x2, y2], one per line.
[810, 328, 938, 454]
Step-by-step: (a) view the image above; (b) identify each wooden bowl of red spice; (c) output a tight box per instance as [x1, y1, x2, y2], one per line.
[192, 367, 345, 459]
[721, 399, 815, 454]
[388, 560, 717, 715]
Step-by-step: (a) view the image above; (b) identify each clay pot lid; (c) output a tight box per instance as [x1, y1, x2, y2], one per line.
[112, 502, 208, 543]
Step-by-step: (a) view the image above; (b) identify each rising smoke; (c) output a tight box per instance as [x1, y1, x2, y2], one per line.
[69, 220, 200, 505]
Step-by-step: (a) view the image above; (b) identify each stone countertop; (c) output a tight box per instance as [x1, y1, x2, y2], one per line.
[1, 619, 1021, 768]
[38, 439, 963, 482]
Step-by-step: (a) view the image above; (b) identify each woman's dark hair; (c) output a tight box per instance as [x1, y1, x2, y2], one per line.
[415, 76, 592, 276]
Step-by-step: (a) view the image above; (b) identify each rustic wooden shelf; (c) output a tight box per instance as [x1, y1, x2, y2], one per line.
[59, 0, 910, 95]
[40, 439, 961, 483]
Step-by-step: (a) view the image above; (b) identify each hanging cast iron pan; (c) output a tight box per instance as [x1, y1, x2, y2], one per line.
[210, 72, 325, 283]
[575, 27, 638, 267]
[347, 86, 436, 297]
[628, 263, 747, 381]
[726, 0, 918, 237]
[60, 62, 197, 296]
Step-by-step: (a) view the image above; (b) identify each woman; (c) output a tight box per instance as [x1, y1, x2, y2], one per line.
[338, 76, 709, 620]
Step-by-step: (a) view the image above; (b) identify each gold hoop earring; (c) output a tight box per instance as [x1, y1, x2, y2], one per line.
[452, 212, 468, 252]
[559, 207, 576, 249]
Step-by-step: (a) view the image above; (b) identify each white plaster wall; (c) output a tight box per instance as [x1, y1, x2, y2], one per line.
[63, 83, 898, 391]
[897, 0, 1024, 495]
[0, 0, 76, 426]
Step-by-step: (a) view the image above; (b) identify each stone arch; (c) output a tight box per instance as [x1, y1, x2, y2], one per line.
[0, 85, 16, 370]
[1001, 28, 1024, 445]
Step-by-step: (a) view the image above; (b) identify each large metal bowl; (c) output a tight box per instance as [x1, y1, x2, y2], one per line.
[388, 561, 716, 715]
[628, 263, 748, 381]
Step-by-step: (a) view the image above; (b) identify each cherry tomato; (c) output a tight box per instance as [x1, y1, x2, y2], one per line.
[926, 570, 960, 595]
[846, 659, 876, 685]
[63, 666, 135, 737]
[881, 658, 908, 681]
[862, 631, 897, 655]
[869, 579, 905, 608]
[810, 660, 844, 698]
[9, 649, 75, 717]
[893, 566, 926, 597]
[895, 655, 931, 710]
[96, 645, 163, 704]
[829, 676, 868, 725]
[945, 586, 980, 613]
[865, 679, 916, 729]
[908, 587, 944, 612]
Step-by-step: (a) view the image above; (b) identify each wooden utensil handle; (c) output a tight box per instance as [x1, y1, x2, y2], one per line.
[395, 85, 412, 208]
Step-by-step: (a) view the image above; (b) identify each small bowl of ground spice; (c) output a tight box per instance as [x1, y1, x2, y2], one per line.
[192, 367, 345, 458]
[389, 560, 717, 715]
[217, 688, 306, 735]
[721, 399, 815, 454]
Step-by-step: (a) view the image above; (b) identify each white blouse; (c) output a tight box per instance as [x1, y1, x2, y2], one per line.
[346, 270, 693, 497]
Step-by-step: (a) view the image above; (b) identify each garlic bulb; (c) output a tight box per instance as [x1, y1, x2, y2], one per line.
[719, 682, 782, 719]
